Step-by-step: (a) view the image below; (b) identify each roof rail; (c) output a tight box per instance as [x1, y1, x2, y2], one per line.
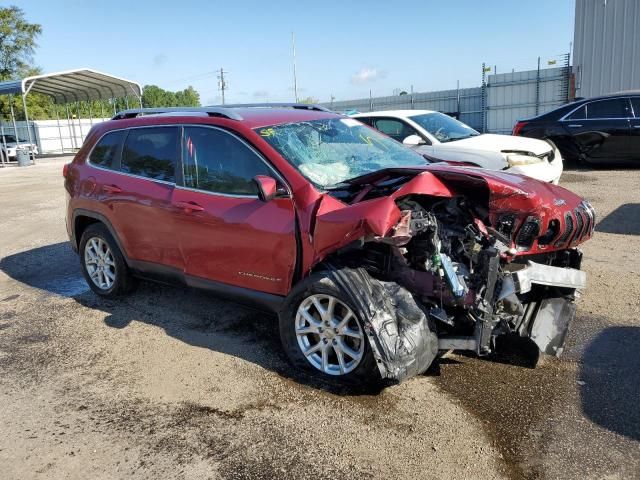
[208, 102, 333, 113]
[112, 107, 243, 121]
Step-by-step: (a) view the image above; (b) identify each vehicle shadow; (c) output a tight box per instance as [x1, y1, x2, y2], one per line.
[595, 203, 640, 236]
[0, 242, 385, 396]
[579, 326, 640, 441]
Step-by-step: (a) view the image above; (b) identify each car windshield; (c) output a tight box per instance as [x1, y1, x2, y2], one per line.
[255, 117, 429, 188]
[409, 112, 480, 143]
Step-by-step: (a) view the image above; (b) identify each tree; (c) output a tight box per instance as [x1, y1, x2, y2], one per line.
[299, 96, 320, 104]
[142, 84, 200, 108]
[0, 6, 42, 81]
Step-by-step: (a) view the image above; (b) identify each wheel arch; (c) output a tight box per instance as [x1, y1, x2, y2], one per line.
[72, 209, 130, 264]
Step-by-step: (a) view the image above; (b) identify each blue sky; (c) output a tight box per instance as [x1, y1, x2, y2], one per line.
[19, 0, 575, 104]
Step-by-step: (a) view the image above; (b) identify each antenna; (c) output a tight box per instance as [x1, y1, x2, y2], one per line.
[291, 32, 299, 102]
[217, 68, 228, 105]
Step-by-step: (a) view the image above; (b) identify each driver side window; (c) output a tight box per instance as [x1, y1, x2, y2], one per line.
[182, 127, 272, 195]
[373, 118, 420, 143]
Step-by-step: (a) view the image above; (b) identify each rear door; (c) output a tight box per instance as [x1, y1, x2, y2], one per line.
[172, 126, 297, 296]
[629, 97, 640, 161]
[99, 126, 183, 271]
[562, 97, 632, 161]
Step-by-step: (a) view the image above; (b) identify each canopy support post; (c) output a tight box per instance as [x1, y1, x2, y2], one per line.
[0, 122, 6, 167]
[65, 104, 76, 150]
[21, 93, 36, 164]
[76, 101, 84, 140]
[54, 105, 65, 154]
[10, 97, 21, 155]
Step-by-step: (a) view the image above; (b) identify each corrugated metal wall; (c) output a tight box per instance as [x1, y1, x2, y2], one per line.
[323, 66, 569, 134]
[486, 67, 569, 133]
[573, 0, 640, 98]
[326, 87, 484, 131]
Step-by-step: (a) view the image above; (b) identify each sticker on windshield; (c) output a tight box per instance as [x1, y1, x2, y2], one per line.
[340, 118, 360, 128]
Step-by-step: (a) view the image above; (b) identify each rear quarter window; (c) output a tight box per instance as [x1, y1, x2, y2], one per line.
[89, 130, 125, 169]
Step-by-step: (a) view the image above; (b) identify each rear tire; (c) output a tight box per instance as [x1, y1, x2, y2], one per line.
[79, 223, 136, 298]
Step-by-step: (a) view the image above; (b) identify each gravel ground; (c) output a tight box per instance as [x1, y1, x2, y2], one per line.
[0, 158, 638, 479]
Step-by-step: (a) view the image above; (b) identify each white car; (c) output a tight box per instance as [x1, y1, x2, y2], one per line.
[352, 110, 563, 184]
[1, 134, 39, 160]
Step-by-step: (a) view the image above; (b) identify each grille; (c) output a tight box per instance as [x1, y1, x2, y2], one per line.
[555, 212, 574, 246]
[574, 208, 585, 241]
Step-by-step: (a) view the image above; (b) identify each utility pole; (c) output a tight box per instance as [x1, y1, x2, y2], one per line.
[217, 67, 228, 105]
[291, 32, 299, 102]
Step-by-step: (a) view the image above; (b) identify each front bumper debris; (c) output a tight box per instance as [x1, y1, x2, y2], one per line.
[509, 261, 587, 294]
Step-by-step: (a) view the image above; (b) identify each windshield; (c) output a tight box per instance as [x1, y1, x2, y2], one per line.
[409, 112, 479, 143]
[255, 118, 428, 188]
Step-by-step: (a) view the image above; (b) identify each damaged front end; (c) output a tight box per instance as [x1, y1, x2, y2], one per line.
[315, 168, 592, 382]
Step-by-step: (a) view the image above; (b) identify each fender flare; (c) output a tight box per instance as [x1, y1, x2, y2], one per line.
[71, 209, 130, 263]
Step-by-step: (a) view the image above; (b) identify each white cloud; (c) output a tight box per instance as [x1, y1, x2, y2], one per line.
[152, 53, 168, 67]
[253, 90, 269, 98]
[351, 67, 385, 85]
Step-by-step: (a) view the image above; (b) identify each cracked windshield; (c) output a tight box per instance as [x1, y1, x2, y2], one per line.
[256, 117, 428, 188]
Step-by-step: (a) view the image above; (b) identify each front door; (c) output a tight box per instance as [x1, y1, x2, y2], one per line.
[172, 126, 297, 296]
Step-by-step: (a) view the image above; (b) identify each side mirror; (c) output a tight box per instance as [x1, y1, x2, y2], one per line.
[403, 134, 426, 146]
[253, 175, 278, 202]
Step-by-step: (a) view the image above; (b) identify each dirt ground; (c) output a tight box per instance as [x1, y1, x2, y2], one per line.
[0, 158, 638, 480]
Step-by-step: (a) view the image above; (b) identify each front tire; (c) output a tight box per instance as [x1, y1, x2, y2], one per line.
[279, 271, 379, 384]
[79, 223, 135, 298]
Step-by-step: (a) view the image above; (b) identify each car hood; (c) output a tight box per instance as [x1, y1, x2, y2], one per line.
[448, 133, 553, 156]
[311, 165, 587, 261]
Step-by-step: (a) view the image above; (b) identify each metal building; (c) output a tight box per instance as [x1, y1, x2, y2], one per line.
[573, 0, 640, 98]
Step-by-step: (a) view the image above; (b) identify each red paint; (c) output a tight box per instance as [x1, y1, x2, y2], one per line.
[66, 109, 593, 296]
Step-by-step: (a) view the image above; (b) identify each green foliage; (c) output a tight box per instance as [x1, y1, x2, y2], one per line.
[0, 5, 42, 81]
[299, 96, 320, 104]
[142, 85, 200, 108]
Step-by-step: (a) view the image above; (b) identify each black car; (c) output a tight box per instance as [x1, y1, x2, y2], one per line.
[513, 92, 640, 164]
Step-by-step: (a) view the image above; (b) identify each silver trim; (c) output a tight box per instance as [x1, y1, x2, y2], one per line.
[113, 107, 243, 121]
[560, 97, 634, 122]
[85, 123, 293, 199]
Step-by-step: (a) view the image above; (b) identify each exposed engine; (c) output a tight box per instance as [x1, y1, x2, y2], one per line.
[336, 194, 586, 358]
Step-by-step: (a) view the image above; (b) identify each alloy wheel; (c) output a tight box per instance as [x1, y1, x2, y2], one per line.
[84, 237, 116, 290]
[295, 294, 365, 375]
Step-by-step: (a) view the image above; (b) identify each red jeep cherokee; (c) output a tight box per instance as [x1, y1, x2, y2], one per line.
[64, 104, 593, 384]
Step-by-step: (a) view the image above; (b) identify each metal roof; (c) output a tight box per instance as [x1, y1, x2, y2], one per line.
[0, 68, 142, 104]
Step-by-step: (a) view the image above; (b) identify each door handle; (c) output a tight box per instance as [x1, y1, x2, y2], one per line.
[567, 124, 583, 128]
[102, 184, 122, 194]
[174, 200, 204, 213]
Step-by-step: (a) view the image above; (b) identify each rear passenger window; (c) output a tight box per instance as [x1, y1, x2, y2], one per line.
[182, 127, 271, 195]
[121, 127, 179, 182]
[586, 99, 629, 119]
[90, 130, 125, 169]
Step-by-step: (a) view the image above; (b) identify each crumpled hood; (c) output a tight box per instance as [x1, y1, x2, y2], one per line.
[450, 133, 553, 156]
[424, 163, 582, 211]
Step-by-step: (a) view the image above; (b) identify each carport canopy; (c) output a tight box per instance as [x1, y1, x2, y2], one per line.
[0, 68, 142, 104]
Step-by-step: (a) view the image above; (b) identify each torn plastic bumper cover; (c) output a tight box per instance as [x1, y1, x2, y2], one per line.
[329, 267, 438, 382]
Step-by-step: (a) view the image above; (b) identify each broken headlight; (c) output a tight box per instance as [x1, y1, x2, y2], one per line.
[496, 214, 517, 237]
[516, 216, 541, 250]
